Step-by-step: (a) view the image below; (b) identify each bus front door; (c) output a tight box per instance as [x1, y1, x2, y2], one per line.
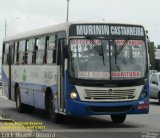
[8, 45, 14, 100]
[57, 38, 66, 113]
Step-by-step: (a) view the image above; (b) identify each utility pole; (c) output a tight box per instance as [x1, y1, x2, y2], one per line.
[2, 17, 20, 37]
[66, 0, 70, 22]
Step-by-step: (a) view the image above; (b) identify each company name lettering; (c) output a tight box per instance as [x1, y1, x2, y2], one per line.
[76, 25, 110, 35]
[76, 25, 144, 36]
[110, 26, 144, 36]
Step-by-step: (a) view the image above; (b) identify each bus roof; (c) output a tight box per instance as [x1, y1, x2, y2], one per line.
[3, 23, 68, 42]
[3, 21, 144, 43]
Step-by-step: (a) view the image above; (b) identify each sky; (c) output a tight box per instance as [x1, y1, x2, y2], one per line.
[0, 0, 160, 54]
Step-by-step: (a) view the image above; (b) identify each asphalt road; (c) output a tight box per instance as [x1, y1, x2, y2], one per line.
[0, 88, 160, 138]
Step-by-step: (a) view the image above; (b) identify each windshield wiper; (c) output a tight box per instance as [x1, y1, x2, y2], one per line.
[86, 37, 105, 66]
[70, 57, 75, 74]
[112, 38, 129, 71]
[100, 43, 105, 66]
[115, 39, 129, 56]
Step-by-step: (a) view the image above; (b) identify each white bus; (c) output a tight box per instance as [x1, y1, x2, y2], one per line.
[2, 21, 150, 123]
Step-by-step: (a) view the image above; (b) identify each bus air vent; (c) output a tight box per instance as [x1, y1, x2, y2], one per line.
[84, 89, 136, 100]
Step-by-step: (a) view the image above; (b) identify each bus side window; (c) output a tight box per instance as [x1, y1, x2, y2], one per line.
[18, 40, 26, 64]
[27, 39, 35, 64]
[9, 42, 15, 65]
[14, 42, 19, 64]
[3, 43, 9, 65]
[46, 35, 56, 64]
[36, 37, 46, 64]
[25, 40, 29, 64]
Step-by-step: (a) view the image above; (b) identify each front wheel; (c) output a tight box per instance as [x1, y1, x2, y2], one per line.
[111, 114, 126, 123]
[47, 93, 62, 123]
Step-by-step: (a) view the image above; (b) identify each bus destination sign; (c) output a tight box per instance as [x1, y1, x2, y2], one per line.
[69, 24, 144, 37]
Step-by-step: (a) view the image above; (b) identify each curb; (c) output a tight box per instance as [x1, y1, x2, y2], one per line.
[0, 116, 14, 122]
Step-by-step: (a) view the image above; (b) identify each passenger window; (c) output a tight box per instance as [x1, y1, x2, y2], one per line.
[39, 37, 46, 50]
[36, 37, 46, 64]
[27, 39, 35, 64]
[48, 35, 56, 49]
[14, 42, 18, 64]
[46, 35, 56, 64]
[18, 40, 26, 64]
[3, 43, 9, 64]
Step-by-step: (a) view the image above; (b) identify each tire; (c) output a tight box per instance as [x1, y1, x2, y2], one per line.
[111, 114, 126, 123]
[15, 87, 26, 113]
[47, 92, 62, 123]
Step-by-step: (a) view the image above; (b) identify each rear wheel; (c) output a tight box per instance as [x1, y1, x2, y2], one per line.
[16, 87, 26, 113]
[47, 92, 62, 123]
[111, 114, 126, 123]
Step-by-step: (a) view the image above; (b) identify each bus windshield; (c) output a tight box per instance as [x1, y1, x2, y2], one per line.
[69, 38, 147, 80]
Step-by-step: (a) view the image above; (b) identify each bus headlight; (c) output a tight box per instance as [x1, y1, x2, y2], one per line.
[70, 92, 77, 99]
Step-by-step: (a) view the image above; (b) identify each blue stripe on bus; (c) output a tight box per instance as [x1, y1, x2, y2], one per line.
[17, 82, 57, 92]
[2, 68, 8, 85]
[1, 68, 9, 97]
[2, 67, 58, 110]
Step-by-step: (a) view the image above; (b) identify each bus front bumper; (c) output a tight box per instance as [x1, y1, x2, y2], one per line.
[66, 99, 149, 116]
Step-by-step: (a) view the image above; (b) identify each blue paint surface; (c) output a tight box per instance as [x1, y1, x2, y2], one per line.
[66, 99, 149, 116]
[64, 70, 150, 116]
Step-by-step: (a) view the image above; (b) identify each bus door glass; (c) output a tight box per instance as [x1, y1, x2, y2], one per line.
[57, 38, 66, 112]
[8, 43, 14, 99]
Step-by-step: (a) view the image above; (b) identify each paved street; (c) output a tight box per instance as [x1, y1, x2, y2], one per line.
[0, 88, 160, 138]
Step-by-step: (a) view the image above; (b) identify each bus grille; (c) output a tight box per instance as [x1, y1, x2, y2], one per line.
[84, 89, 136, 100]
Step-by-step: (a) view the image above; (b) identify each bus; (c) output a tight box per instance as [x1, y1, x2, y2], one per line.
[2, 21, 150, 123]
